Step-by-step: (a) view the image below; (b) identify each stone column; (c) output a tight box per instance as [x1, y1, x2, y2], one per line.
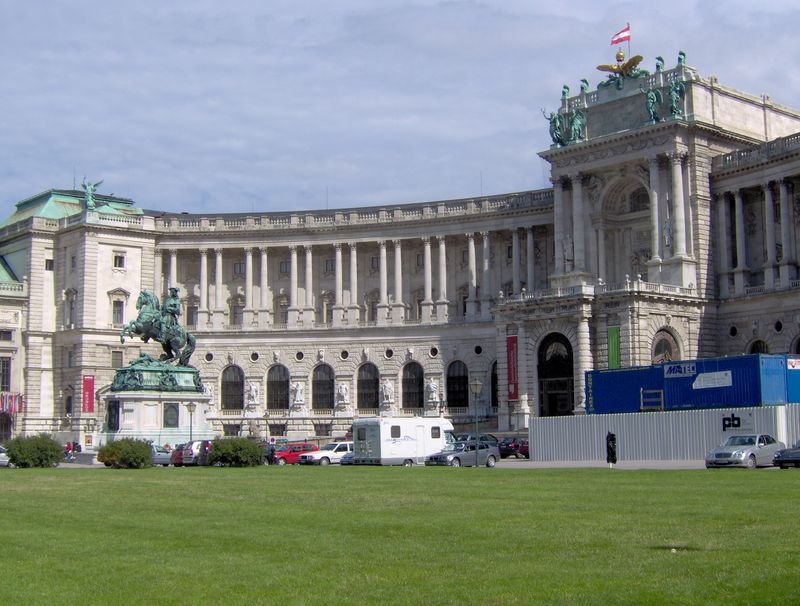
[244, 248, 253, 310]
[762, 183, 776, 289]
[597, 227, 606, 283]
[648, 156, 662, 261]
[303, 245, 314, 326]
[526, 227, 535, 293]
[169, 249, 178, 290]
[716, 194, 730, 298]
[199, 249, 208, 312]
[333, 243, 344, 327]
[574, 310, 593, 415]
[481, 232, 491, 319]
[421, 237, 433, 323]
[552, 178, 565, 275]
[511, 229, 521, 294]
[214, 249, 223, 310]
[779, 179, 796, 286]
[259, 247, 270, 320]
[378, 240, 389, 325]
[571, 174, 585, 272]
[733, 189, 748, 295]
[348, 243, 360, 323]
[466, 233, 477, 318]
[669, 153, 687, 257]
[392, 239, 404, 322]
[436, 235, 448, 321]
[153, 249, 163, 297]
[288, 246, 299, 326]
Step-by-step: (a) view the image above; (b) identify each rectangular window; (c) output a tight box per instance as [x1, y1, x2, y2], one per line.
[0, 358, 10, 391]
[107, 401, 120, 431]
[461, 250, 468, 263]
[70, 255, 76, 269]
[390, 425, 401, 438]
[356, 427, 366, 441]
[67, 349, 74, 368]
[370, 256, 379, 270]
[507, 245, 513, 259]
[416, 253, 423, 267]
[112, 300, 124, 325]
[325, 259, 335, 273]
[111, 350, 123, 368]
[113, 254, 125, 269]
[279, 260, 290, 274]
[163, 403, 179, 428]
[186, 305, 198, 326]
[0, 330, 12, 341]
[431, 426, 441, 439]
[45, 259, 54, 271]
[233, 261, 245, 276]
[231, 305, 244, 326]
[607, 327, 621, 369]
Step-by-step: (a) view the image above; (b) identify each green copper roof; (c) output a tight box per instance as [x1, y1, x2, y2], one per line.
[0, 189, 141, 228]
[0, 257, 19, 283]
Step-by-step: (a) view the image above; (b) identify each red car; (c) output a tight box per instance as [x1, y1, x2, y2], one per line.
[518, 440, 529, 459]
[274, 442, 318, 465]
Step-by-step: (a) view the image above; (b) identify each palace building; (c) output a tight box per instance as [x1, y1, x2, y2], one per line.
[2, 52, 800, 445]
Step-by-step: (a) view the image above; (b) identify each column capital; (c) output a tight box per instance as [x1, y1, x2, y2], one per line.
[378, 240, 387, 249]
[349, 242, 358, 251]
[465, 232, 475, 241]
[435, 235, 446, 244]
[568, 172, 585, 185]
[334, 242, 342, 251]
[667, 150, 687, 163]
[648, 153, 661, 166]
[288, 245, 297, 253]
[479, 231, 489, 239]
[154, 248, 163, 258]
[258, 246, 268, 254]
[244, 247, 253, 257]
[421, 236, 430, 245]
[303, 244, 313, 253]
[214, 247, 224, 255]
[198, 248, 208, 256]
[549, 176, 565, 189]
[168, 248, 178, 255]
[392, 239, 401, 248]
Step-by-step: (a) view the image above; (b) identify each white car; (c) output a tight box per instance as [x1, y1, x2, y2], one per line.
[705, 434, 785, 469]
[298, 441, 353, 465]
[0, 445, 11, 467]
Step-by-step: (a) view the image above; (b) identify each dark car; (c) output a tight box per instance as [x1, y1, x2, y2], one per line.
[773, 441, 800, 468]
[499, 436, 525, 459]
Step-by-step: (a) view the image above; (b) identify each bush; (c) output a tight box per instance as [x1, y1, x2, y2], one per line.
[209, 438, 263, 467]
[6, 434, 63, 468]
[97, 438, 153, 469]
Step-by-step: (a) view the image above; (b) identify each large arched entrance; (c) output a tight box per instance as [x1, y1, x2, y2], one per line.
[446, 361, 468, 409]
[652, 329, 680, 363]
[538, 333, 574, 416]
[312, 364, 335, 410]
[402, 362, 424, 409]
[221, 365, 245, 411]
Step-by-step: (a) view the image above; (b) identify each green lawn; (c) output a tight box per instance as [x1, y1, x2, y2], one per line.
[0, 466, 797, 605]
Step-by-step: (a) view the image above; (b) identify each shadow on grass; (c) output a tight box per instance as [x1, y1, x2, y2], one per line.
[650, 544, 708, 552]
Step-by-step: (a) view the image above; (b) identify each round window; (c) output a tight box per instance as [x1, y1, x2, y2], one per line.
[385, 348, 394, 359]
[250, 352, 260, 362]
[340, 350, 349, 360]
[295, 351, 304, 361]
[729, 326, 738, 338]
[429, 347, 439, 357]
[205, 352, 214, 362]
[775, 321, 783, 333]
[474, 346, 483, 355]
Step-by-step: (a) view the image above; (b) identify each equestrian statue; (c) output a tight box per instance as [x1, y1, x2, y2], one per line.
[120, 287, 196, 366]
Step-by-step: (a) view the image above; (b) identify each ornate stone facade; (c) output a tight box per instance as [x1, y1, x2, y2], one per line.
[2, 54, 800, 443]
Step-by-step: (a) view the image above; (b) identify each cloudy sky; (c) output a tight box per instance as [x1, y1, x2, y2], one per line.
[0, 1, 797, 217]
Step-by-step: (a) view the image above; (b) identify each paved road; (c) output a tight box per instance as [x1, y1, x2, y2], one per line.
[496, 457, 705, 470]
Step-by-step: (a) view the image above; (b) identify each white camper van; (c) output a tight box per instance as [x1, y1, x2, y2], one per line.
[353, 416, 455, 466]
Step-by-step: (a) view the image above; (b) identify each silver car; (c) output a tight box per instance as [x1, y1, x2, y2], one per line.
[425, 441, 499, 468]
[0, 445, 10, 467]
[705, 434, 785, 469]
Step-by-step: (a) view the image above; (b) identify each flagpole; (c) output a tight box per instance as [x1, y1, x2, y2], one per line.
[627, 22, 631, 57]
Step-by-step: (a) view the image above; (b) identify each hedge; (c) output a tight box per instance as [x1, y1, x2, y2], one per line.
[5, 434, 63, 468]
[209, 438, 263, 467]
[97, 438, 153, 469]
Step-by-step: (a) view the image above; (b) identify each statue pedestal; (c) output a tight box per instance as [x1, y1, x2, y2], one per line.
[100, 355, 211, 446]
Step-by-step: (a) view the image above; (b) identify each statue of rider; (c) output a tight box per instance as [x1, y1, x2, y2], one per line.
[159, 287, 181, 343]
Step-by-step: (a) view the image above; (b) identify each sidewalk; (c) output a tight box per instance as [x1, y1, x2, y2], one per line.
[497, 458, 706, 470]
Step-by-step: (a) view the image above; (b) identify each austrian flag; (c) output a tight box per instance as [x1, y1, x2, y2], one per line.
[611, 24, 631, 45]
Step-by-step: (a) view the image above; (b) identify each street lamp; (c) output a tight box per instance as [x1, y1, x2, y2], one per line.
[185, 402, 196, 442]
[469, 378, 483, 467]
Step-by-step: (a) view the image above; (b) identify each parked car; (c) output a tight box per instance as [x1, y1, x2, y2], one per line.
[518, 439, 529, 459]
[705, 434, 785, 469]
[455, 433, 498, 445]
[151, 444, 172, 466]
[773, 441, 800, 468]
[0, 445, 10, 467]
[274, 442, 319, 465]
[183, 440, 213, 466]
[298, 441, 353, 465]
[340, 451, 355, 465]
[425, 441, 499, 468]
[498, 436, 526, 459]
[170, 443, 186, 467]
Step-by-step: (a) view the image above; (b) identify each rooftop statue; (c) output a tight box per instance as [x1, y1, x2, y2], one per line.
[668, 80, 686, 118]
[81, 177, 103, 210]
[542, 109, 566, 146]
[597, 50, 649, 90]
[641, 86, 663, 123]
[120, 288, 197, 366]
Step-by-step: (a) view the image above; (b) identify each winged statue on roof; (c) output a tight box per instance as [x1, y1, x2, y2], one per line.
[597, 50, 649, 90]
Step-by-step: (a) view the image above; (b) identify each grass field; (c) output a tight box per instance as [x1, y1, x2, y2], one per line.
[0, 465, 797, 605]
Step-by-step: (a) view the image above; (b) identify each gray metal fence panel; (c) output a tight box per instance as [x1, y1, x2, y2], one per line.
[528, 406, 795, 462]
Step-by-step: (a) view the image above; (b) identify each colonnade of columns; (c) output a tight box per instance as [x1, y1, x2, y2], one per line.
[156, 228, 547, 329]
[716, 179, 797, 296]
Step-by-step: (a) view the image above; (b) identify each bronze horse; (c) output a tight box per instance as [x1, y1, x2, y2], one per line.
[120, 290, 196, 366]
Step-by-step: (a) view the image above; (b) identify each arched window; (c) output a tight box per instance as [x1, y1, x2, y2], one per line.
[357, 363, 380, 410]
[267, 365, 290, 409]
[402, 362, 424, 408]
[221, 365, 245, 410]
[312, 364, 334, 410]
[446, 361, 469, 408]
[749, 340, 769, 354]
[652, 329, 679, 364]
